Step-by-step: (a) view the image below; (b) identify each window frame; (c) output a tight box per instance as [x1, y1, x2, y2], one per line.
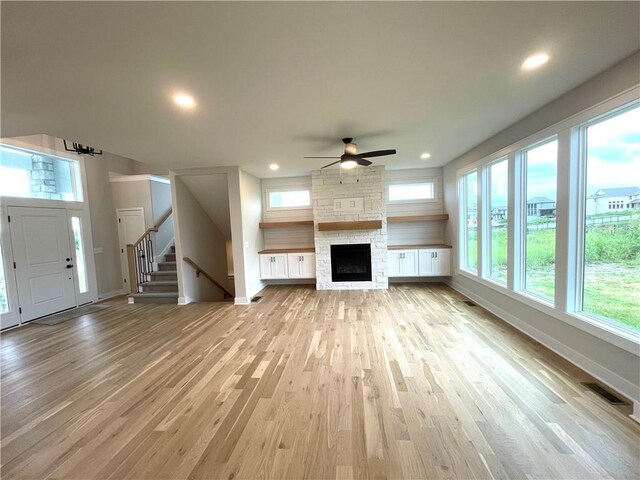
[265, 187, 312, 210]
[0, 143, 84, 202]
[458, 169, 479, 275]
[518, 135, 559, 305]
[387, 180, 437, 204]
[454, 87, 640, 354]
[482, 156, 509, 285]
[572, 100, 640, 332]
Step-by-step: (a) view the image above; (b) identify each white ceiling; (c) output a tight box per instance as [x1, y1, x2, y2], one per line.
[2, 2, 639, 178]
[181, 173, 232, 240]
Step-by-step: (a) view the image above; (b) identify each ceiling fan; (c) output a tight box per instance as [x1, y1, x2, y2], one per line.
[304, 137, 396, 169]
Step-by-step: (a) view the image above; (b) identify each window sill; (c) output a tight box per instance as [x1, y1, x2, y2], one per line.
[455, 269, 640, 356]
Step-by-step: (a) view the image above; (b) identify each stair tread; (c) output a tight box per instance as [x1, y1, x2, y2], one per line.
[157, 261, 177, 265]
[130, 292, 179, 298]
[142, 281, 178, 286]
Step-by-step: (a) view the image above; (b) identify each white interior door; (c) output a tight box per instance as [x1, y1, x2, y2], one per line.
[116, 208, 146, 289]
[8, 206, 77, 321]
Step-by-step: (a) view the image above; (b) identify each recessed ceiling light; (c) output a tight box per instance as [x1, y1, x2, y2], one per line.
[521, 52, 550, 71]
[269, 163, 279, 171]
[421, 152, 431, 159]
[173, 93, 196, 109]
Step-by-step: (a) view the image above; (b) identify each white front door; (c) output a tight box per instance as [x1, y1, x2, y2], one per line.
[8, 206, 77, 322]
[116, 208, 146, 289]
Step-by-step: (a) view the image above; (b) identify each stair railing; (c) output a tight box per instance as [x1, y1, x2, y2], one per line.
[182, 257, 234, 299]
[127, 207, 173, 294]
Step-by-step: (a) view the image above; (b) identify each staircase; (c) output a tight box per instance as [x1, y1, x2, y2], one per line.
[129, 246, 179, 304]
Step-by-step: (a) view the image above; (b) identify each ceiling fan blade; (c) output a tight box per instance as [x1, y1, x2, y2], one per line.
[304, 156, 340, 159]
[321, 160, 342, 169]
[356, 158, 372, 167]
[355, 149, 396, 158]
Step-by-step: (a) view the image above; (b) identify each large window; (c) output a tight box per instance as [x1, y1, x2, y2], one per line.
[0, 145, 83, 201]
[485, 158, 508, 283]
[267, 189, 310, 209]
[388, 182, 435, 202]
[460, 170, 478, 272]
[522, 139, 557, 301]
[581, 105, 640, 332]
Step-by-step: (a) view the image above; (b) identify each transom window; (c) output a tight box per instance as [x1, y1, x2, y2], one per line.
[388, 182, 435, 202]
[0, 145, 83, 201]
[267, 189, 311, 209]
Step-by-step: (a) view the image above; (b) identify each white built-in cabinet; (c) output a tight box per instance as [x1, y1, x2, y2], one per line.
[388, 248, 451, 277]
[418, 248, 450, 276]
[388, 250, 419, 277]
[287, 253, 316, 279]
[259, 254, 289, 279]
[260, 252, 315, 279]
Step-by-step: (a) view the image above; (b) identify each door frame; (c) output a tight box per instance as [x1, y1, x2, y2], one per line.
[116, 207, 145, 290]
[1, 201, 99, 326]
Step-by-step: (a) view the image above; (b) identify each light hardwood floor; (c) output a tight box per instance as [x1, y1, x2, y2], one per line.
[1, 284, 638, 479]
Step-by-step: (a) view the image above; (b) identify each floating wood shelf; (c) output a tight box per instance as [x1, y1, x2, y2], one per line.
[259, 220, 314, 229]
[317, 220, 383, 232]
[259, 247, 315, 254]
[387, 214, 449, 223]
[388, 244, 452, 250]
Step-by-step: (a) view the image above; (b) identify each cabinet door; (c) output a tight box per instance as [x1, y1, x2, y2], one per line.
[273, 254, 289, 278]
[388, 251, 402, 277]
[433, 249, 451, 276]
[260, 254, 274, 279]
[300, 253, 316, 278]
[419, 249, 435, 276]
[287, 254, 302, 278]
[401, 250, 419, 276]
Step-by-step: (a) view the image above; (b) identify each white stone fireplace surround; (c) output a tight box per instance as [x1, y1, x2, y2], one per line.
[312, 166, 388, 290]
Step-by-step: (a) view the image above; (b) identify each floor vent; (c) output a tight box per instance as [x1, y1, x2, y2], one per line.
[463, 300, 477, 307]
[251, 296, 263, 303]
[581, 382, 626, 404]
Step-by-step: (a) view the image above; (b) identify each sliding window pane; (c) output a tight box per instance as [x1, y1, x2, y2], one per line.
[524, 139, 557, 301]
[487, 159, 508, 282]
[461, 171, 478, 272]
[582, 105, 640, 331]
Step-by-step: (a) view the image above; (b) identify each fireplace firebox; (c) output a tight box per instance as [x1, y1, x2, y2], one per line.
[331, 244, 372, 282]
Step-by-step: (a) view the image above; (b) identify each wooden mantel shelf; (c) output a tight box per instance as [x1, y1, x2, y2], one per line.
[317, 220, 383, 232]
[259, 220, 314, 229]
[387, 214, 449, 223]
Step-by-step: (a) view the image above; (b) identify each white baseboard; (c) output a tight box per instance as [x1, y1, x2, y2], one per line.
[448, 279, 640, 406]
[178, 296, 193, 305]
[234, 297, 250, 305]
[98, 289, 127, 301]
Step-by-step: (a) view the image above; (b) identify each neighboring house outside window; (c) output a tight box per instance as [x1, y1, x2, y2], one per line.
[586, 186, 640, 214]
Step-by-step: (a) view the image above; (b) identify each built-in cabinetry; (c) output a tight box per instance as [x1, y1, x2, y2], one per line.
[287, 253, 316, 278]
[259, 250, 316, 279]
[388, 246, 451, 277]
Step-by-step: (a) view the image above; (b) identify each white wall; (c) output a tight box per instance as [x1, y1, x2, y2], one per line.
[239, 170, 265, 302]
[443, 52, 640, 402]
[172, 175, 232, 303]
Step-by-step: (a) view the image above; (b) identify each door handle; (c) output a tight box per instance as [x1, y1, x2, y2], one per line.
[66, 264, 74, 269]
[66, 258, 71, 262]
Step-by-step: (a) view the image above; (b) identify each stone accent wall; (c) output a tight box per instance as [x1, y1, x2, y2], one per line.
[30, 154, 63, 200]
[312, 166, 388, 290]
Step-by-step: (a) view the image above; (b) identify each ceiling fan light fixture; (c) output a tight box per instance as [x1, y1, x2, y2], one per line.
[345, 143, 357, 155]
[341, 159, 357, 169]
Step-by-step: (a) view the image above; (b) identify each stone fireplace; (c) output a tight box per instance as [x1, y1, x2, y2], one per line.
[312, 166, 388, 290]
